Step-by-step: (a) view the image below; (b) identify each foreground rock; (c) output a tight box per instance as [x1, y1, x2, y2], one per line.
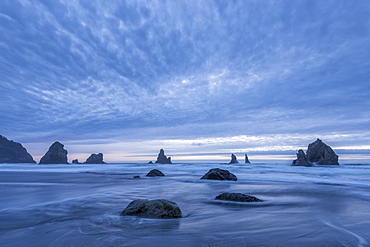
[201, 168, 237, 181]
[292, 149, 313, 167]
[292, 139, 339, 166]
[0, 135, 36, 163]
[146, 169, 165, 177]
[228, 154, 239, 164]
[84, 153, 106, 164]
[39, 142, 68, 164]
[155, 149, 172, 164]
[215, 192, 262, 202]
[245, 154, 251, 163]
[120, 199, 182, 218]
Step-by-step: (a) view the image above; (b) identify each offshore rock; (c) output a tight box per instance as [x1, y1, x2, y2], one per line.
[120, 199, 182, 219]
[72, 159, 80, 164]
[155, 149, 172, 164]
[292, 149, 313, 167]
[201, 168, 237, 181]
[228, 154, 239, 164]
[146, 169, 165, 177]
[84, 153, 106, 164]
[39, 142, 68, 164]
[215, 192, 262, 202]
[148, 161, 153, 164]
[305, 139, 339, 165]
[0, 135, 36, 163]
[245, 154, 251, 163]
[133, 175, 141, 179]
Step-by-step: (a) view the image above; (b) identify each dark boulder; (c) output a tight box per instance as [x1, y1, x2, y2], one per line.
[201, 168, 237, 181]
[0, 135, 36, 163]
[72, 159, 80, 164]
[155, 149, 172, 164]
[306, 139, 339, 165]
[133, 175, 141, 179]
[292, 149, 314, 167]
[228, 154, 239, 164]
[215, 192, 262, 202]
[245, 154, 251, 163]
[84, 153, 106, 164]
[146, 169, 165, 177]
[120, 199, 182, 218]
[39, 142, 68, 164]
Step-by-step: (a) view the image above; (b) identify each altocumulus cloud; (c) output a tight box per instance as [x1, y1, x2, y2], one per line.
[1, 0, 370, 162]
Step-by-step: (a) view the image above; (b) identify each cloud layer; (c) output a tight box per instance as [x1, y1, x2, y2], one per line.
[1, 0, 370, 162]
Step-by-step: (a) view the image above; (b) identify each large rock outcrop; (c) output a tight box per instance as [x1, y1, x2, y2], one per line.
[84, 153, 106, 164]
[292, 149, 313, 167]
[120, 199, 182, 218]
[39, 142, 68, 164]
[228, 154, 239, 164]
[245, 154, 251, 163]
[215, 192, 262, 202]
[201, 168, 237, 181]
[292, 139, 339, 166]
[155, 149, 172, 164]
[0, 135, 36, 163]
[146, 169, 165, 177]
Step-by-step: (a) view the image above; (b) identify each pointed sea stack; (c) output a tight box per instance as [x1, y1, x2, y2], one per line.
[39, 142, 68, 164]
[155, 149, 172, 164]
[0, 135, 36, 163]
[245, 154, 251, 163]
[292, 149, 313, 167]
[84, 153, 106, 164]
[228, 154, 239, 164]
[292, 139, 339, 166]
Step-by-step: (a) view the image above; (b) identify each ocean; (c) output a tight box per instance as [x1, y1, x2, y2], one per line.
[1, 162, 370, 246]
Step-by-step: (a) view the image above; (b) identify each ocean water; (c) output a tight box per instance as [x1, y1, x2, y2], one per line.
[1, 162, 370, 246]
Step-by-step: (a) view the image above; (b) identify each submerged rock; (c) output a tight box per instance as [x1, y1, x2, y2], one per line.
[0, 135, 36, 163]
[215, 192, 262, 202]
[133, 175, 141, 179]
[245, 154, 251, 164]
[155, 149, 172, 164]
[120, 199, 182, 218]
[201, 168, 237, 181]
[84, 153, 106, 164]
[146, 169, 165, 177]
[306, 139, 339, 165]
[292, 139, 339, 166]
[292, 149, 313, 167]
[39, 142, 68, 164]
[228, 154, 239, 164]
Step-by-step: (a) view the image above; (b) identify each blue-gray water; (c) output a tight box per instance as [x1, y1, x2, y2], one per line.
[1, 163, 370, 246]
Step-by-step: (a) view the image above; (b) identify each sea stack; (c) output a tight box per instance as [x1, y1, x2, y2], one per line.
[228, 154, 239, 164]
[84, 153, 106, 164]
[292, 139, 339, 166]
[0, 135, 36, 163]
[155, 149, 172, 164]
[72, 159, 80, 164]
[39, 141, 68, 164]
[245, 154, 251, 163]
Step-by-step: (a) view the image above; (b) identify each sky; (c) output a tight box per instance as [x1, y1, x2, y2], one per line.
[1, 0, 370, 163]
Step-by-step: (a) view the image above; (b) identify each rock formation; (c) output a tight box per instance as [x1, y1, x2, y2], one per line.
[292, 139, 339, 166]
[245, 154, 251, 163]
[146, 169, 165, 177]
[72, 159, 80, 164]
[120, 199, 182, 218]
[215, 192, 262, 202]
[155, 149, 172, 164]
[133, 175, 141, 179]
[292, 149, 313, 167]
[39, 141, 68, 164]
[0, 135, 36, 163]
[228, 154, 239, 164]
[148, 161, 153, 164]
[201, 168, 237, 181]
[84, 153, 106, 164]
